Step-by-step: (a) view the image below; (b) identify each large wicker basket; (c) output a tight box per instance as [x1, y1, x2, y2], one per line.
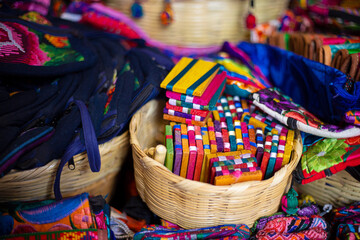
[129, 100, 302, 229]
[0, 131, 130, 202]
[295, 171, 360, 208]
[107, 0, 289, 47]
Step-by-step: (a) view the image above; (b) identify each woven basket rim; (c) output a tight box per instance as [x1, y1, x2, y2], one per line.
[130, 99, 301, 190]
[129, 99, 303, 228]
[0, 131, 130, 202]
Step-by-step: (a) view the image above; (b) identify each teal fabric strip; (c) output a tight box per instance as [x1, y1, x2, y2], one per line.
[186, 64, 220, 95]
[167, 59, 198, 91]
[330, 43, 360, 59]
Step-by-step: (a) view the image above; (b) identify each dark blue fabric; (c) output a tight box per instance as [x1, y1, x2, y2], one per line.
[0, 10, 173, 199]
[237, 41, 360, 125]
[0, 84, 58, 128]
[0, 126, 19, 153]
[15, 106, 81, 170]
[0, 90, 37, 116]
[0, 126, 54, 176]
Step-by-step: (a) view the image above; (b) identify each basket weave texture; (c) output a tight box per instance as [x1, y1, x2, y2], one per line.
[129, 100, 302, 229]
[295, 171, 360, 208]
[0, 131, 129, 202]
[107, 0, 289, 47]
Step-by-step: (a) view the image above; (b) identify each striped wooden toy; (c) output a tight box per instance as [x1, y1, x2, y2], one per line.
[214, 166, 260, 177]
[241, 98, 250, 117]
[255, 128, 264, 165]
[247, 124, 257, 156]
[233, 95, 244, 120]
[164, 108, 206, 122]
[234, 120, 244, 150]
[166, 102, 210, 117]
[194, 126, 204, 181]
[173, 124, 182, 176]
[165, 71, 227, 106]
[226, 95, 238, 120]
[212, 110, 224, 152]
[220, 97, 237, 151]
[274, 128, 287, 172]
[212, 157, 256, 167]
[214, 169, 263, 185]
[164, 125, 174, 171]
[200, 126, 211, 182]
[207, 119, 217, 153]
[168, 98, 210, 110]
[265, 134, 279, 179]
[211, 162, 258, 184]
[260, 133, 272, 178]
[241, 122, 251, 151]
[216, 102, 226, 123]
[160, 57, 220, 96]
[207, 151, 254, 182]
[282, 130, 295, 167]
[204, 150, 252, 183]
[180, 124, 190, 178]
[163, 113, 209, 127]
[244, 114, 278, 135]
[186, 125, 197, 180]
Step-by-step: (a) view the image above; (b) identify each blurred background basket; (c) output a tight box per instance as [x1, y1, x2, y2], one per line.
[106, 0, 289, 47]
[295, 171, 360, 208]
[129, 100, 303, 229]
[0, 131, 129, 203]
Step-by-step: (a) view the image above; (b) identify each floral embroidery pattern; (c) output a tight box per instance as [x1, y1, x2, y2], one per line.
[0, 22, 50, 65]
[20, 12, 52, 26]
[255, 88, 357, 133]
[294, 135, 360, 184]
[258, 88, 325, 128]
[44, 34, 69, 48]
[0, 21, 84, 66]
[302, 138, 348, 174]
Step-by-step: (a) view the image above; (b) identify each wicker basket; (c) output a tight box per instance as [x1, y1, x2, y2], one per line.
[129, 100, 302, 229]
[0, 131, 130, 202]
[106, 0, 289, 47]
[295, 171, 360, 208]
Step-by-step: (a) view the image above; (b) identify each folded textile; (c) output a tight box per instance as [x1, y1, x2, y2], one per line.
[0, 126, 54, 176]
[1, 229, 101, 240]
[294, 136, 360, 184]
[0, 193, 102, 236]
[214, 56, 268, 97]
[134, 224, 251, 240]
[330, 202, 360, 240]
[255, 216, 327, 240]
[239, 41, 360, 125]
[251, 88, 360, 138]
